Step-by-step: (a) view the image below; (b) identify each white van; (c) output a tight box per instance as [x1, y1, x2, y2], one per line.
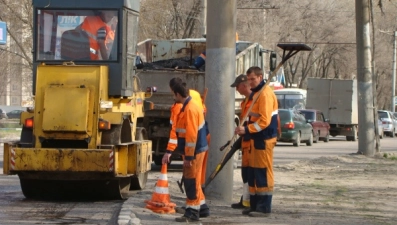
[274, 88, 307, 109]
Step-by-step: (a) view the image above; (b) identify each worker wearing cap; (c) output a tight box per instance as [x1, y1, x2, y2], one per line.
[230, 74, 252, 209]
[78, 10, 116, 60]
[169, 81, 209, 222]
[235, 66, 278, 217]
[163, 77, 210, 218]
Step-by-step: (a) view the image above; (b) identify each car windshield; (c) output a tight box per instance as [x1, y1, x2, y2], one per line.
[36, 9, 118, 61]
[378, 111, 389, 119]
[299, 111, 314, 120]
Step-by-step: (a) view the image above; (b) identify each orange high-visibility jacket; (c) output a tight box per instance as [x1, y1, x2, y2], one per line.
[166, 89, 205, 152]
[175, 97, 208, 160]
[240, 96, 252, 148]
[80, 16, 114, 60]
[244, 81, 278, 143]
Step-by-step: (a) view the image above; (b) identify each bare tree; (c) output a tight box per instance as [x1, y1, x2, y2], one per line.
[139, 0, 203, 41]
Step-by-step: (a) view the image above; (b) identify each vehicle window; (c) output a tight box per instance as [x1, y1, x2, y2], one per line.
[36, 9, 118, 61]
[316, 113, 324, 122]
[276, 95, 285, 109]
[278, 110, 290, 121]
[299, 111, 314, 120]
[292, 112, 303, 121]
[378, 111, 388, 119]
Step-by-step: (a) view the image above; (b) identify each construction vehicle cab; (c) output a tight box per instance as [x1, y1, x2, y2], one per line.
[2, 0, 152, 200]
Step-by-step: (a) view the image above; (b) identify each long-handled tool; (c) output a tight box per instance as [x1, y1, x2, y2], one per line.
[205, 43, 312, 187]
[177, 176, 184, 193]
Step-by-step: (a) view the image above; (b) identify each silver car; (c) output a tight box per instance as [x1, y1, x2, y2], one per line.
[378, 110, 396, 137]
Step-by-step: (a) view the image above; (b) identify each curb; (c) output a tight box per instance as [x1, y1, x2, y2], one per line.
[118, 198, 141, 225]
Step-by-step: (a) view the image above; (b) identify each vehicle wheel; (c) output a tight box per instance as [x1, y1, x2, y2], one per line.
[293, 132, 301, 147]
[324, 132, 330, 142]
[313, 131, 319, 143]
[154, 155, 163, 166]
[130, 172, 149, 190]
[306, 132, 313, 146]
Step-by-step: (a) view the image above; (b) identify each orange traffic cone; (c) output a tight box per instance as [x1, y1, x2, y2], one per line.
[145, 164, 176, 214]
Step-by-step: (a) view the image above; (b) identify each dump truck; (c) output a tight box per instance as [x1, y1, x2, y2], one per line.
[136, 39, 277, 165]
[306, 78, 358, 141]
[2, 0, 152, 199]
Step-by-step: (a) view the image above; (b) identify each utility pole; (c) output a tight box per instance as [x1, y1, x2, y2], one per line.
[391, 31, 397, 112]
[200, 0, 207, 37]
[205, 0, 236, 201]
[355, 0, 375, 156]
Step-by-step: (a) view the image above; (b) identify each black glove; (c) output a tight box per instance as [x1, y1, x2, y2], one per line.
[97, 27, 107, 40]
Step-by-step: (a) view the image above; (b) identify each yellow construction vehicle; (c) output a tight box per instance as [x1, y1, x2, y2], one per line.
[2, 0, 152, 199]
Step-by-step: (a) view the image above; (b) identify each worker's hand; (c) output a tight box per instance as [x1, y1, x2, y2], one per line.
[235, 126, 246, 135]
[162, 153, 171, 164]
[97, 27, 107, 41]
[183, 159, 192, 168]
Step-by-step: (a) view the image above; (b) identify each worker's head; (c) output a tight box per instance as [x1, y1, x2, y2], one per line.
[170, 80, 188, 103]
[99, 10, 117, 23]
[231, 74, 251, 97]
[246, 66, 263, 89]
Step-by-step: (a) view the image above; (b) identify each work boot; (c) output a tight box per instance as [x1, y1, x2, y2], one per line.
[256, 195, 272, 213]
[175, 206, 185, 214]
[199, 204, 210, 217]
[242, 194, 257, 215]
[248, 211, 271, 217]
[242, 207, 254, 215]
[175, 208, 200, 222]
[231, 196, 248, 209]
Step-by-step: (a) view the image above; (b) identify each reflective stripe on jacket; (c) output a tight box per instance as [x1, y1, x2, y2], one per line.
[166, 89, 206, 152]
[244, 80, 278, 143]
[176, 97, 208, 160]
[80, 16, 113, 60]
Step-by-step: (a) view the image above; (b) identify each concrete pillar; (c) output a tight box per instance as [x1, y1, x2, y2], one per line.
[355, 0, 375, 156]
[205, 0, 237, 201]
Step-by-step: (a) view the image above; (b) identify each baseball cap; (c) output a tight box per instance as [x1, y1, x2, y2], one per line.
[230, 74, 248, 87]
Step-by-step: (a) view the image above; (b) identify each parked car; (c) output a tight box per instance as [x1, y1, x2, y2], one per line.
[377, 119, 384, 139]
[298, 109, 330, 143]
[378, 110, 396, 137]
[278, 109, 313, 147]
[6, 110, 23, 119]
[0, 108, 7, 119]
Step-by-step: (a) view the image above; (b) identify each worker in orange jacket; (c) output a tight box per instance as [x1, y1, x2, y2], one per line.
[230, 74, 252, 209]
[77, 10, 116, 60]
[166, 81, 209, 222]
[235, 66, 279, 217]
[163, 78, 210, 189]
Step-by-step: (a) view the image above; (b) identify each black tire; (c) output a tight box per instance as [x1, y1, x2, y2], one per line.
[324, 132, 330, 142]
[130, 172, 149, 190]
[313, 131, 319, 143]
[154, 154, 163, 166]
[306, 132, 313, 146]
[346, 136, 351, 141]
[293, 132, 301, 147]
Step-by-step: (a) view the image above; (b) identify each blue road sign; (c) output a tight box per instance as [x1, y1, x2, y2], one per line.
[0, 21, 7, 45]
